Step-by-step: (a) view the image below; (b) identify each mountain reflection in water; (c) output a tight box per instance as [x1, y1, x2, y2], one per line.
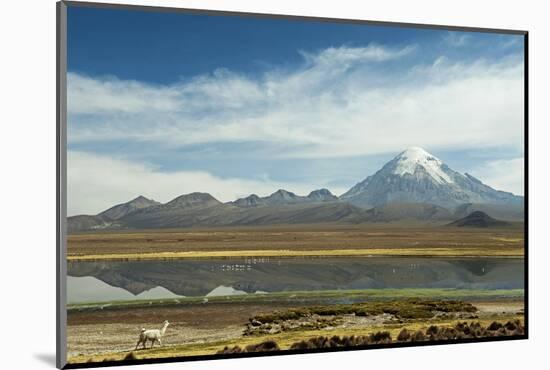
[67, 257, 524, 303]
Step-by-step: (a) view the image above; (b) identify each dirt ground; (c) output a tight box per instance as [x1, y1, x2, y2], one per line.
[67, 302, 296, 357]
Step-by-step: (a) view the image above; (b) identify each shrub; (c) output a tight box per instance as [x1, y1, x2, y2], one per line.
[397, 328, 411, 342]
[329, 335, 345, 346]
[426, 325, 439, 336]
[455, 322, 468, 332]
[123, 352, 138, 361]
[290, 340, 309, 350]
[216, 346, 244, 354]
[411, 330, 426, 342]
[504, 321, 517, 331]
[371, 331, 392, 343]
[245, 340, 280, 352]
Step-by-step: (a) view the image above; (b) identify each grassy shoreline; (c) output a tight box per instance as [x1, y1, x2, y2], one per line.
[68, 288, 525, 311]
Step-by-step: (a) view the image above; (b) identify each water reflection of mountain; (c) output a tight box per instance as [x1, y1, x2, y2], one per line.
[67, 257, 524, 298]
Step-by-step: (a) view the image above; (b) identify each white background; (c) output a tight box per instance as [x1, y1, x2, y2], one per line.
[0, 0, 547, 369]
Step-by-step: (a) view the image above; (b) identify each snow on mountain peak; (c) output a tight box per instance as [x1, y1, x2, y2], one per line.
[400, 147, 433, 159]
[392, 147, 453, 184]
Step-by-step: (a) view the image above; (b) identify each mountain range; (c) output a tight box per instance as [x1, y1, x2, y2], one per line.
[68, 147, 524, 232]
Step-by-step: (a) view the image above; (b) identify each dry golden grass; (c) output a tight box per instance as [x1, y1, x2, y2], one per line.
[68, 247, 524, 261]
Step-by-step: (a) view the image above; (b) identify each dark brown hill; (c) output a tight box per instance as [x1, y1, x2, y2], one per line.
[447, 211, 510, 228]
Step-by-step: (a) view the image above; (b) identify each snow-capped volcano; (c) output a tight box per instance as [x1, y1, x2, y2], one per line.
[391, 147, 453, 184]
[341, 147, 523, 208]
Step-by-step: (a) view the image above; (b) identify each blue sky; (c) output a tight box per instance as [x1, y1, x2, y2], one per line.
[66, 5, 525, 215]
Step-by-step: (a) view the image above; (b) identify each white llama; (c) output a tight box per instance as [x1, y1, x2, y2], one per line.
[135, 320, 170, 350]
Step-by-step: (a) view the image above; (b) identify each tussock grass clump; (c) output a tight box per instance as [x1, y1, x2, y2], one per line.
[412, 330, 426, 341]
[288, 332, 393, 350]
[217, 345, 244, 354]
[245, 340, 280, 352]
[217, 340, 280, 354]
[426, 325, 440, 336]
[402, 320, 525, 342]
[504, 321, 518, 331]
[289, 340, 309, 350]
[397, 328, 411, 342]
[370, 331, 392, 343]
[488, 321, 503, 331]
[438, 327, 458, 340]
[123, 352, 138, 361]
[489, 320, 524, 336]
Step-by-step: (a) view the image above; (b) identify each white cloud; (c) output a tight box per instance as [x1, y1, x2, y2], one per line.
[470, 158, 524, 195]
[67, 151, 347, 216]
[66, 44, 525, 209]
[68, 73, 181, 114]
[67, 44, 524, 159]
[299, 44, 415, 66]
[442, 31, 471, 47]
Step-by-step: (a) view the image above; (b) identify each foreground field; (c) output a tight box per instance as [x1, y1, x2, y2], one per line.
[68, 224, 524, 260]
[66, 223, 525, 364]
[67, 289, 524, 364]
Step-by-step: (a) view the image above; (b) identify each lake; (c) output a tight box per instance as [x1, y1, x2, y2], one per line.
[67, 256, 524, 303]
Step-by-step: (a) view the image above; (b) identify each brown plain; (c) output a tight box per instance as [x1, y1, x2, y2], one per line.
[67, 223, 524, 260]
